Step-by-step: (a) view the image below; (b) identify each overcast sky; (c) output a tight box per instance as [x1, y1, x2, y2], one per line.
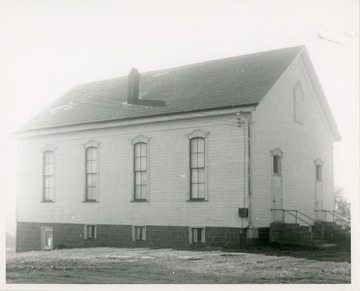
[0, 0, 358, 236]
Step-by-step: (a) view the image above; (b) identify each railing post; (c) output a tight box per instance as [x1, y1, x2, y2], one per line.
[282, 210, 285, 223]
[321, 225, 324, 241]
[295, 211, 298, 224]
[324, 211, 326, 222]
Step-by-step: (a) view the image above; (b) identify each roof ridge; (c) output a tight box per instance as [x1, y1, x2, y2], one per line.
[75, 45, 305, 87]
[16, 45, 306, 133]
[141, 45, 305, 76]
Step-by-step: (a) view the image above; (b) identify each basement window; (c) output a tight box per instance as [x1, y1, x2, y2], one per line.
[84, 225, 96, 240]
[132, 226, 146, 241]
[190, 228, 205, 244]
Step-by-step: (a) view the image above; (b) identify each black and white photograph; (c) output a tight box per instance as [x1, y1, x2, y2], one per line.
[0, 0, 358, 289]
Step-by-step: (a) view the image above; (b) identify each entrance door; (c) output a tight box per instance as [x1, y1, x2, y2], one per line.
[272, 175, 283, 221]
[315, 181, 323, 220]
[314, 160, 324, 220]
[41, 227, 53, 251]
[271, 151, 283, 222]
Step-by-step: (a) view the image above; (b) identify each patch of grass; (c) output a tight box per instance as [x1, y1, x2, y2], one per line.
[6, 247, 351, 284]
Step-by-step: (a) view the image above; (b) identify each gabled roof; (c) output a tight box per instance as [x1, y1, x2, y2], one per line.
[18, 46, 304, 132]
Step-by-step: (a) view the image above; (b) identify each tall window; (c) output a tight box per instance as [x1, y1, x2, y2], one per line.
[190, 137, 205, 200]
[271, 148, 283, 176]
[86, 147, 98, 201]
[316, 165, 322, 181]
[134, 142, 147, 200]
[315, 159, 323, 182]
[294, 82, 304, 124]
[43, 151, 54, 201]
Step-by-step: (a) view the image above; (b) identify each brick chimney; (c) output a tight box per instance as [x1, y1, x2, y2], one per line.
[126, 68, 166, 107]
[127, 68, 140, 104]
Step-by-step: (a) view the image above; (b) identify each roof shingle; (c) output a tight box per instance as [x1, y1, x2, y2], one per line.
[19, 46, 304, 131]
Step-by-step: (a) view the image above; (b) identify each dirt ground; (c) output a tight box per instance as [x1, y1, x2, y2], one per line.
[6, 247, 351, 284]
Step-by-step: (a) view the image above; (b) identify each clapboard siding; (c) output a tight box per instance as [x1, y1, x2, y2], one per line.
[17, 116, 248, 228]
[251, 57, 334, 227]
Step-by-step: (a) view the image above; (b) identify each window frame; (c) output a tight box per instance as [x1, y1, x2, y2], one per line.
[294, 81, 304, 124]
[131, 135, 151, 202]
[187, 130, 209, 201]
[271, 148, 284, 177]
[84, 140, 101, 202]
[189, 227, 205, 245]
[314, 159, 323, 182]
[41, 145, 56, 202]
[84, 224, 97, 240]
[132, 226, 146, 241]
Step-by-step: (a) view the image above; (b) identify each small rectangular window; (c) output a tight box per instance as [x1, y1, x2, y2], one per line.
[84, 225, 96, 240]
[191, 228, 205, 244]
[133, 226, 146, 241]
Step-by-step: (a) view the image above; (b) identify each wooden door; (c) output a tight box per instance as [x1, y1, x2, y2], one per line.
[315, 181, 323, 220]
[272, 175, 283, 222]
[41, 227, 53, 251]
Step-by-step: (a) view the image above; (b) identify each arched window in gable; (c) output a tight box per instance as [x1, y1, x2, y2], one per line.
[294, 81, 304, 124]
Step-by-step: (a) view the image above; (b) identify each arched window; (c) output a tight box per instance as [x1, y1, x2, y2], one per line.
[273, 155, 281, 175]
[271, 148, 284, 176]
[187, 129, 209, 201]
[134, 142, 147, 200]
[131, 135, 151, 201]
[84, 140, 100, 201]
[294, 82, 304, 124]
[43, 150, 55, 201]
[314, 159, 323, 182]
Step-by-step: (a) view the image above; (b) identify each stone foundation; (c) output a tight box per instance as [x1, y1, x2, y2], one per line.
[16, 222, 270, 252]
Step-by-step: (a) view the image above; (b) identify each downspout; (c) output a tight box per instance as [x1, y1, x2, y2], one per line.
[247, 113, 252, 230]
[238, 112, 253, 247]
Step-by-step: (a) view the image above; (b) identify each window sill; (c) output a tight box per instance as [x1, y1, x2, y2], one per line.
[82, 200, 99, 203]
[41, 200, 55, 203]
[131, 199, 149, 203]
[187, 199, 207, 202]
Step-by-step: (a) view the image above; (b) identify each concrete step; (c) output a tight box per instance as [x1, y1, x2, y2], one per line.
[312, 240, 327, 246]
[284, 223, 300, 229]
[315, 243, 338, 249]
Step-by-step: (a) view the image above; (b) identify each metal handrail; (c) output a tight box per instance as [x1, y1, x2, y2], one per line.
[315, 210, 350, 224]
[329, 210, 350, 222]
[271, 208, 325, 241]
